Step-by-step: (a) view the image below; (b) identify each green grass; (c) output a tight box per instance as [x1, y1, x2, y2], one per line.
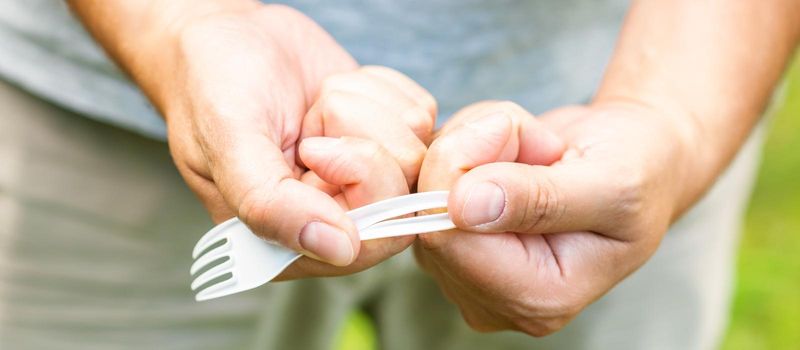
[335, 311, 377, 350]
[336, 59, 800, 350]
[721, 59, 800, 350]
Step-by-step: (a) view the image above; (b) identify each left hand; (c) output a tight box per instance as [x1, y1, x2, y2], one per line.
[415, 99, 694, 336]
[277, 65, 437, 278]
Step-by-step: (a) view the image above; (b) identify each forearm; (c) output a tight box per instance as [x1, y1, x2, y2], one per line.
[594, 0, 800, 217]
[67, 0, 261, 111]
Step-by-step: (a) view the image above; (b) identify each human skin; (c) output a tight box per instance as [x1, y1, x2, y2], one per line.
[70, 0, 800, 338]
[416, 0, 800, 336]
[68, 0, 437, 273]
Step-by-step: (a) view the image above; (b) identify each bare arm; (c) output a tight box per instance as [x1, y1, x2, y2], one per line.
[595, 0, 800, 217]
[416, 0, 800, 336]
[68, 0, 437, 272]
[68, 1, 257, 110]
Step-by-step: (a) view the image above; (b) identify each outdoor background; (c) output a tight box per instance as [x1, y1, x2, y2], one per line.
[721, 58, 800, 349]
[337, 57, 800, 350]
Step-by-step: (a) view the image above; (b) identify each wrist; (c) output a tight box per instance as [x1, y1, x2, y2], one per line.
[590, 95, 706, 221]
[137, 3, 318, 120]
[129, 0, 264, 102]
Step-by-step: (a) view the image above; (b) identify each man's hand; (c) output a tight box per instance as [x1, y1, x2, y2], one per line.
[415, 0, 799, 336]
[415, 100, 690, 336]
[70, 2, 436, 269]
[273, 135, 417, 279]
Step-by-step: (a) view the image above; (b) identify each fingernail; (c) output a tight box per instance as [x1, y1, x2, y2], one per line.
[462, 182, 506, 226]
[299, 222, 355, 266]
[301, 137, 342, 151]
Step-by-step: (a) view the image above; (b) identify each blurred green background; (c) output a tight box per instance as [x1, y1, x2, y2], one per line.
[721, 58, 800, 349]
[335, 58, 800, 350]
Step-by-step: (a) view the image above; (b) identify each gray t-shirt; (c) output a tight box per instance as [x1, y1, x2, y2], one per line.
[0, 0, 627, 139]
[0, 2, 761, 349]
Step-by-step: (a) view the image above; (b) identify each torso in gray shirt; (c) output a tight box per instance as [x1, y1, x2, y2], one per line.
[0, 2, 757, 350]
[0, 0, 627, 139]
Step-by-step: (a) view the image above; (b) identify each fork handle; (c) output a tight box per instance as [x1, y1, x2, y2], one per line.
[346, 191, 451, 230]
[359, 213, 454, 240]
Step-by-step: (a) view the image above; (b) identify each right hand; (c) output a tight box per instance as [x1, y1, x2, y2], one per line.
[136, 4, 435, 268]
[278, 135, 416, 279]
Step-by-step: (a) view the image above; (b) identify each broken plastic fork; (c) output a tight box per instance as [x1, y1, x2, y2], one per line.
[189, 191, 454, 301]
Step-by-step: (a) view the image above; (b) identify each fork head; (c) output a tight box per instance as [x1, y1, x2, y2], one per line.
[189, 218, 302, 301]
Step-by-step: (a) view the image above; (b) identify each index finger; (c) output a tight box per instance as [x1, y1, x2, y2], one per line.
[205, 124, 360, 267]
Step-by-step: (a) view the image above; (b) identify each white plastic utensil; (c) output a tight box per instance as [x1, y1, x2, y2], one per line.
[190, 191, 454, 301]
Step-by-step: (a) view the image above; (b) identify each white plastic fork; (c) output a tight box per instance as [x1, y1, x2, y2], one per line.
[190, 191, 454, 301]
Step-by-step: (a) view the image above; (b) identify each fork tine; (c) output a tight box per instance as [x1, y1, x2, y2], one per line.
[193, 237, 231, 264]
[192, 236, 231, 260]
[195, 276, 238, 302]
[191, 258, 234, 291]
[192, 218, 241, 258]
[190, 240, 231, 275]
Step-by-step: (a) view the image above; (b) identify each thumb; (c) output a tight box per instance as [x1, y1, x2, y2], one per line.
[448, 161, 617, 235]
[419, 108, 565, 192]
[211, 129, 358, 267]
[419, 112, 516, 192]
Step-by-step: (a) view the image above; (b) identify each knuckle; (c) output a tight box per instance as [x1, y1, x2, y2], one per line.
[503, 288, 582, 337]
[344, 138, 411, 187]
[482, 100, 530, 124]
[491, 100, 525, 115]
[320, 138, 374, 181]
[398, 138, 427, 164]
[320, 73, 350, 93]
[361, 66, 437, 116]
[349, 138, 386, 164]
[493, 100, 522, 110]
[235, 179, 297, 248]
[421, 93, 438, 117]
[402, 105, 435, 137]
[516, 175, 563, 233]
[320, 90, 355, 116]
[416, 232, 436, 248]
[507, 302, 575, 337]
[462, 312, 500, 333]
[260, 4, 304, 18]
[396, 142, 427, 180]
[360, 65, 396, 75]
[327, 149, 361, 181]
[237, 186, 278, 239]
[609, 166, 647, 218]
[428, 134, 453, 155]
[514, 318, 568, 338]
[416, 230, 447, 251]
